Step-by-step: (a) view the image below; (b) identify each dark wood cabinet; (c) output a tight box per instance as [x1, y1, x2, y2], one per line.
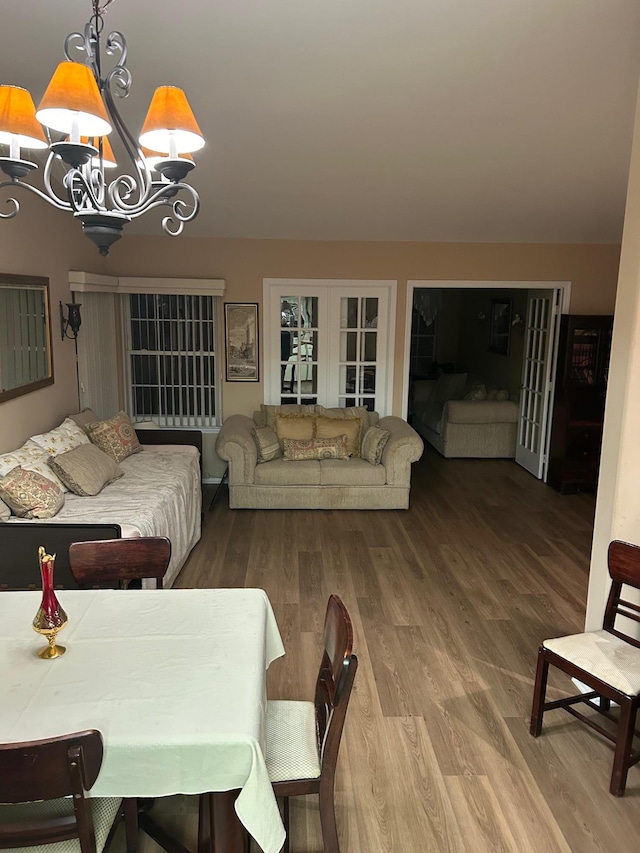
[547, 314, 612, 494]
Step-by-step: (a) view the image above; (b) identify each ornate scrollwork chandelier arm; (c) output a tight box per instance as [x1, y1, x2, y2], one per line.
[43, 151, 75, 210]
[102, 75, 154, 212]
[65, 167, 103, 213]
[0, 177, 72, 218]
[125, 184, 200, 238]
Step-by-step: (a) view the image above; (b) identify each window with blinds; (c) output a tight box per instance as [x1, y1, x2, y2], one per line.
[124, 293, 218, 427]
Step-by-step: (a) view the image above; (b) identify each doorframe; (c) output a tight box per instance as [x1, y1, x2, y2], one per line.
[402, 280, 571, 422]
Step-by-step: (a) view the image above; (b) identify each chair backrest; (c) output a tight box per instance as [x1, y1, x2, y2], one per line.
[603, 540, 640, 648]
[69, 536, 171, 590]
[314, 595, 358, 773]
[0, 730, 103, 853]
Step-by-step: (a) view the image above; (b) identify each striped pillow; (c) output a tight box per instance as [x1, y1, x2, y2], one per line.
[252, 426, 282, 464]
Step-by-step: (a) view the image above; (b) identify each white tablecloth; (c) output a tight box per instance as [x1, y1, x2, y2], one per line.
[0, 588, 286, 853]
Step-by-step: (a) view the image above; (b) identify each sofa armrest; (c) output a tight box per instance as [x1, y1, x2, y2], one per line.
[444, 400, 519, 425]
[377, 417, 424, 486]
[215, 415, 258, 485]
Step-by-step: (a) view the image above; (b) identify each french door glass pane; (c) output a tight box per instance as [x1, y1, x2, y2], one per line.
[280, 295, 319, 403]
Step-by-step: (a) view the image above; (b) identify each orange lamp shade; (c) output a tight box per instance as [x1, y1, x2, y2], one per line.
[36, 61, 112, 138]
[138, 86, 204, 154]
[0, 85, 48, 149]
[140, 144, 193, 170]
[82, 136, 117, 168]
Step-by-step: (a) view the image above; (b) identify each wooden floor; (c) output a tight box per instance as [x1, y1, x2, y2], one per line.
[164, 446, 640, 852]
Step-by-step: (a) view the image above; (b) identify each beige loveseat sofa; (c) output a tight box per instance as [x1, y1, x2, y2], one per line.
[411, 375, 519, 458]
[216, 405, 424, 509]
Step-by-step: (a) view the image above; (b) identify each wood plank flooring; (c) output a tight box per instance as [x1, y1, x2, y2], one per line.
[152, 446, 640, 852]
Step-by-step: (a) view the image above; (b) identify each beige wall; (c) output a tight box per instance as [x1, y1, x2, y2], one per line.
[587, 81, 640, 631]
[0, 194, 107, 453]
[106, 238, 621, 419]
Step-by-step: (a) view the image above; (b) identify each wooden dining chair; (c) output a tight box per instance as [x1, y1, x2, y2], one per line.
[264, 595, 358, 853]
[69, 537, 171, 589]
[530, 539, 640, 796]
[0, 729, 137, 853]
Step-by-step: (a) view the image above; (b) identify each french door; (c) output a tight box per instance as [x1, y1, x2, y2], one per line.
[264, 280, 395, 415]
[515, 289, 561, 479]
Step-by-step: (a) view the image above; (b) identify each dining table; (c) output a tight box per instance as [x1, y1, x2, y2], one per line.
[0, 587, 287, 853]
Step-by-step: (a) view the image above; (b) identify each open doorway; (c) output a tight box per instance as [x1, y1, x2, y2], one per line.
[404, 280, 570, 481]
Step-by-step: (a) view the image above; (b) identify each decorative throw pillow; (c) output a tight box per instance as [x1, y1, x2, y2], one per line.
[252, 426, 282, 464]
[315, 416, 361, 458]
[85, 411, 143, 462]
[283, 436, 349, 461]
[30, 418, 90, 455]
[22, 456, 69, 493]
[0, 439, 48, 477]
[0, 467, 64, 519]
[49, 444, 123, 496]
[495, 389, 510, 402]
[361, 426, 391, 465]
[486, 389, 498, 401]
[273, 414, 316, 447]
[261, 404, 316, 430]
[464, 384, 487, 401]
[67, 408, 99, 434]
[0, 496, 11, 520]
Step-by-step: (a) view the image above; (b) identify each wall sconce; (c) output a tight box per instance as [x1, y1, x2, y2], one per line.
[511, 313, 524, 327]
[60, 301, 82, 340]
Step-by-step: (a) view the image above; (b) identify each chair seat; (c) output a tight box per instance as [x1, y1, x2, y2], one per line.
[265, 700, 321, 783]
[543, 630, 640, 696]
[0, 797, 122, 853]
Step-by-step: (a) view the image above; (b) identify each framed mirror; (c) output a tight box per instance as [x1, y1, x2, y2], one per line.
[0, 274, 54, 403]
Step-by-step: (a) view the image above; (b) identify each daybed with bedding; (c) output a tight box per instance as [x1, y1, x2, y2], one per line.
[216, 403, 424, 510]
[0, 411, 202, 589]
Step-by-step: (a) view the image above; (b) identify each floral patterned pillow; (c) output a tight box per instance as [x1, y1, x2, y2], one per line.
[361, 426, 391, 465]
[0, 439, 47, 478]
[30, 418, 90, 456]
[0, 467, 64, 519]
[85, 411, 143, 463]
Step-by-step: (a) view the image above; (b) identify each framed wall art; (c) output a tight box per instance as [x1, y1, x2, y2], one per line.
[224, 302, 259, 381]
[488, 298, 512, 356]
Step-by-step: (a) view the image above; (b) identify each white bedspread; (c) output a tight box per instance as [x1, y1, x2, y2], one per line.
[5, 446, 202, 588]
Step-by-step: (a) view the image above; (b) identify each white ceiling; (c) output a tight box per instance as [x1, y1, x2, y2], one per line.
[2, 0, 640, 243]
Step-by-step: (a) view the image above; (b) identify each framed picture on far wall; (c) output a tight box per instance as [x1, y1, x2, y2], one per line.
[488, 298, 511, 356]
[224, 303, 259, 381]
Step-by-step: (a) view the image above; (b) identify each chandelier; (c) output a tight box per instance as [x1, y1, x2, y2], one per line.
[0, 0, 204, 255]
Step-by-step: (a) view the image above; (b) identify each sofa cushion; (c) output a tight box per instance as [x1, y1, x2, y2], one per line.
[444, 400, 519, 425]
[86, 411, 143, 462]
[431, 373, 468, 404]
[49, 443, 123, 496]
[261, 404, 316, 430]
[319, 458, 387, 486]
[283, 436, 349, 461]
[315, 416, 361, 457]
[30, 418, 90, 455]
[274, 414, 315, 446]
[254, 458, 321, 486]
[252, 426, 283, 463]
[464, 384, 487, 401]
[0, 467, 65, 519]
[361, 426, 391, 465]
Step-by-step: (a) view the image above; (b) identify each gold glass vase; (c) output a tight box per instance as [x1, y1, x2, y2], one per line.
[32, 546, 67, 659]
